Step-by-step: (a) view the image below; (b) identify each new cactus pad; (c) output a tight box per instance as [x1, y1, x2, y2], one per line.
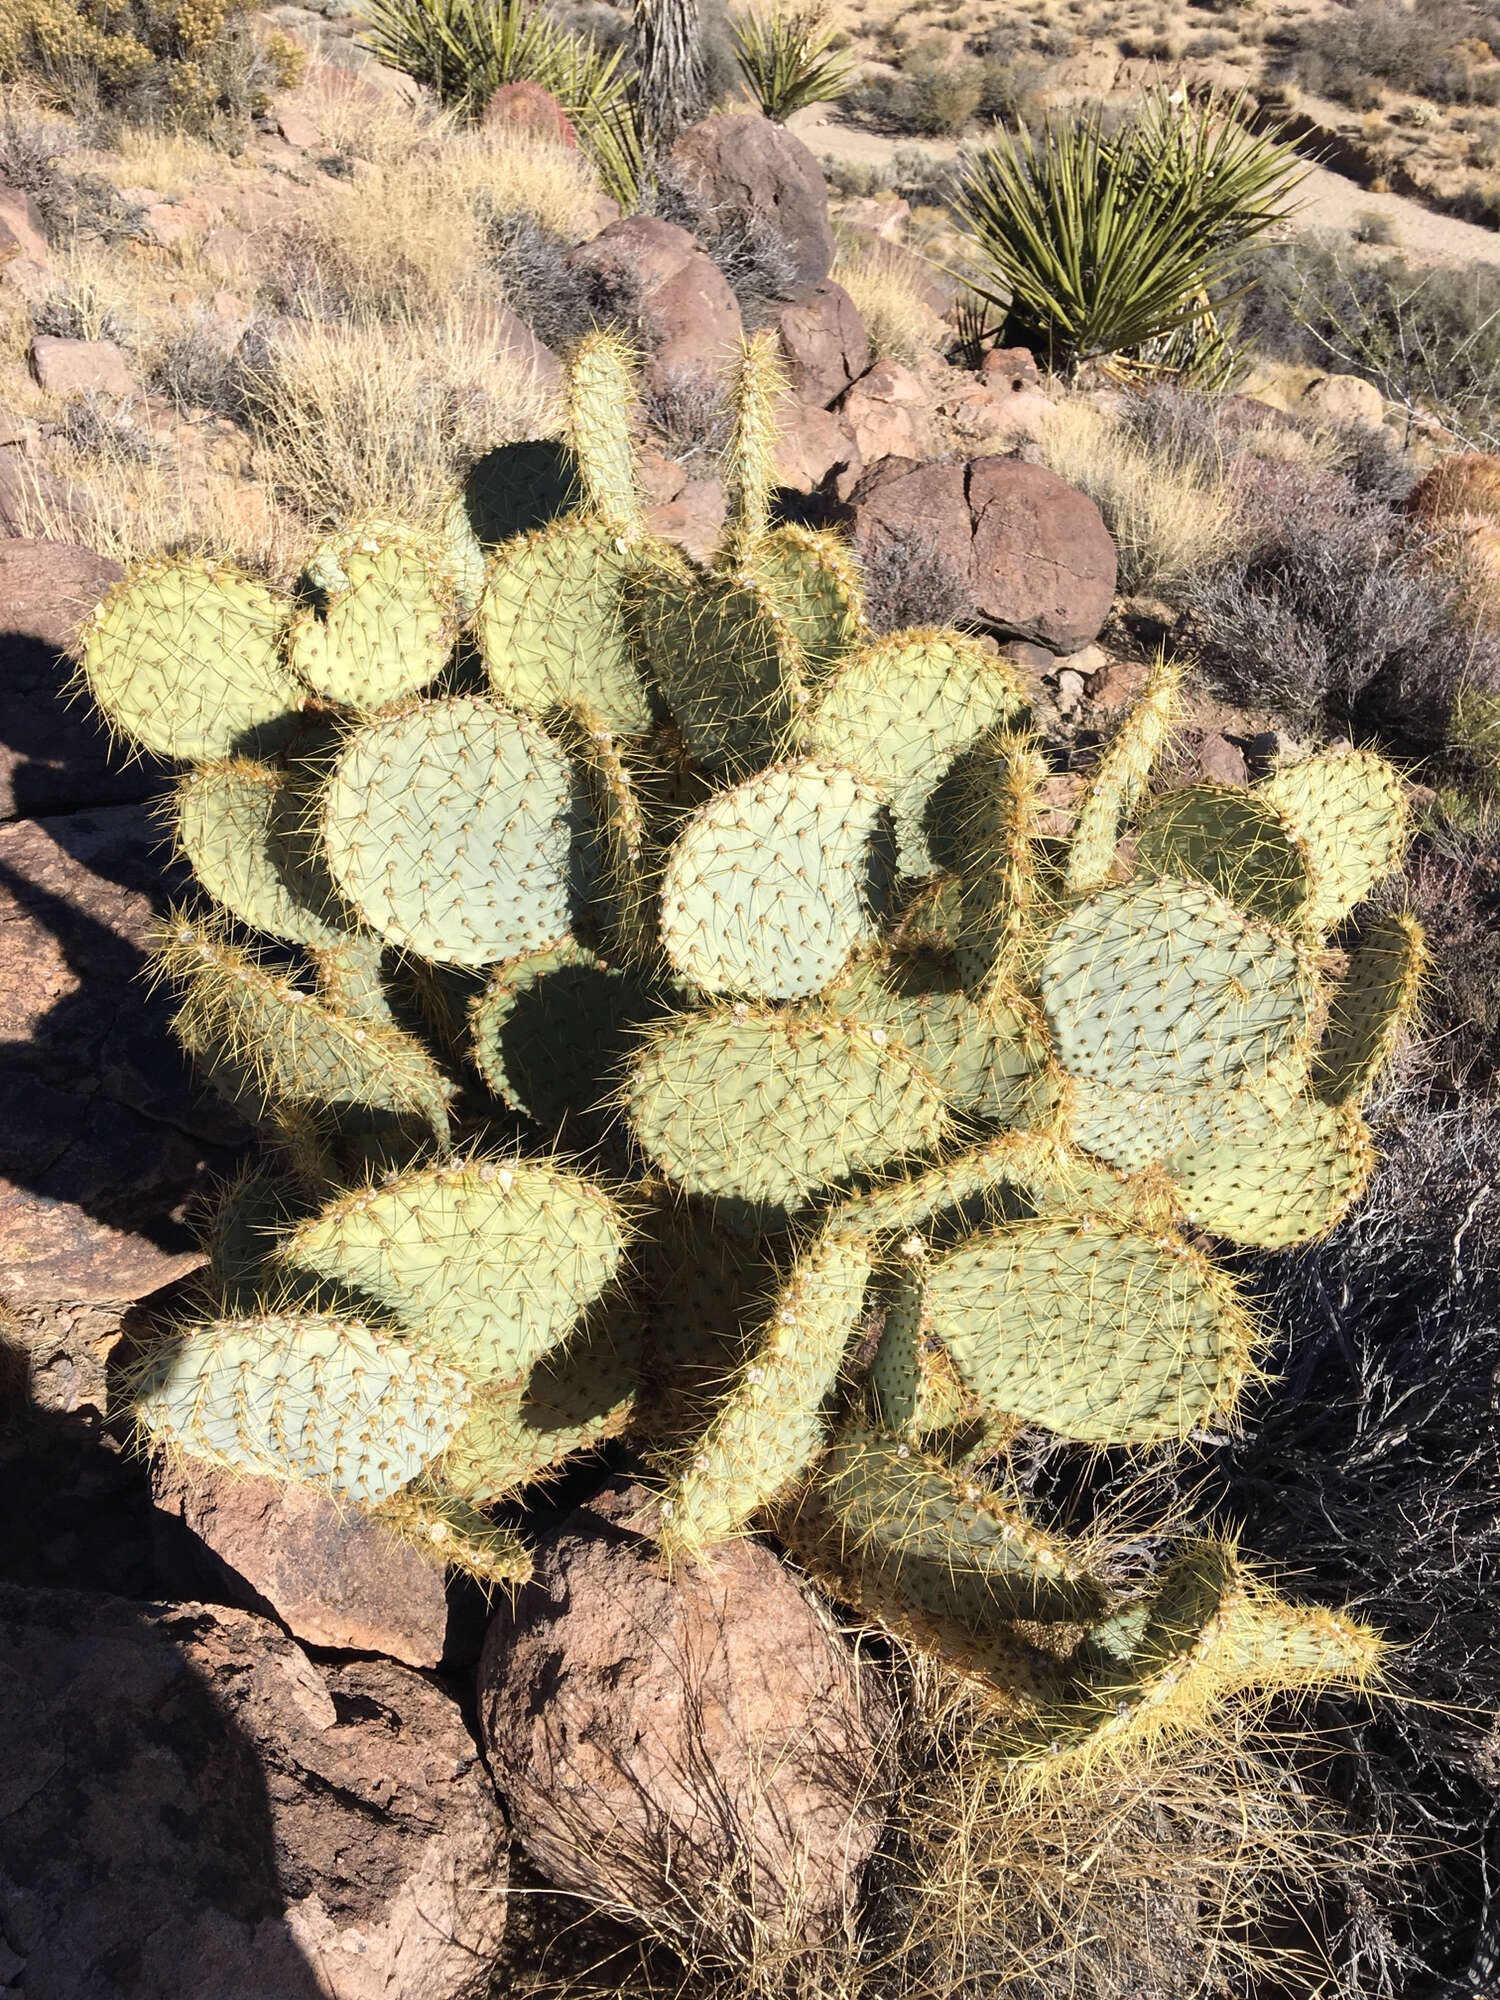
[88, 332, 1410, 1764]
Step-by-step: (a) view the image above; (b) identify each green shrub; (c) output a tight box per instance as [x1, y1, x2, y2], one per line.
[730, 4, 852, 121]
[951, 88, 1303, 378]
[842, 57, 982, 137]
[1282, 0, 1500, 109]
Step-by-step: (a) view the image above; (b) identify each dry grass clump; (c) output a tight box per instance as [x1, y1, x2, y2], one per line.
[1034, 390, 1249, 597]
[832, 237, 946, 367]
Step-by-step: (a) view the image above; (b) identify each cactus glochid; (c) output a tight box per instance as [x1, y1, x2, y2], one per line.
[85, 328, 1417, 1770]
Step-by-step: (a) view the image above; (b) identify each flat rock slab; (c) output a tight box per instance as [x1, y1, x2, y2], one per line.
[151, 1456, 454, 1668]
[0, 1587, 509, 1999]
[0, 803, 245, 1302]
[0, 538, 173, 820]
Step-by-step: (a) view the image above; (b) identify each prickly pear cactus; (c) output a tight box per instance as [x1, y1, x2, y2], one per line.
[84, 329, 1418, 1770]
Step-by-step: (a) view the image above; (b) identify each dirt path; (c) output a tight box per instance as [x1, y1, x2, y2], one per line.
[788, 107, 1500, 270]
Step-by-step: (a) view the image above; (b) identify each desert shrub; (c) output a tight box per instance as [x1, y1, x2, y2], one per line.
[1212, 1102, 1500, 1988]
[1393, 817, 1500, 1094]
[649, 159, 801, 323]
[1282, 0, 1500, 110]
[858, 521, 973, 634]
[831, 235, 946, 364]
[0, 0, 304, 138]
[952, 89, 1303, 377]
[842, 57, 982, 136]
[731, 4, 852, 121]
[641, 359, 731, 465]
[1190, 470, 1500, 749]
[59, 387, 156, 460]
[488, 207, 620, 347]
[30, 274, 131, 343]
[149, 312, 247, 419]
[1238, 238, 1500, 451]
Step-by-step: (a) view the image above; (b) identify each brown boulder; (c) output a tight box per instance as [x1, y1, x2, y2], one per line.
[843, 455, 974, 591]
[0, 805, 245, 1303]
[670, 113, 835, 291]
[1195, 730, 1249, 785]
[772, 278, 871, 408]
[565, 216, 741, 396]
[0, 1588, 508, 1999]
[966, 458, 1117, 653]
[482, 79, 577, 148]
[773, 400, 863, 497]
[0, 185, 48, 267]
[30, 336, 134, 399]
[0, 538, 169, 820]
[478, 1482, 893, 1948]
[645, 473, 727, 562]
[837, 359, 937, 464]
[150, 1458, 452, 1668]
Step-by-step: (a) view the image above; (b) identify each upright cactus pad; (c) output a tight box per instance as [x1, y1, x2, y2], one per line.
[133, 1312, 472, 1504]
[321, 696, 575, 966]
[82, 557, 300, 762]
[84, 335, 1406, 1768]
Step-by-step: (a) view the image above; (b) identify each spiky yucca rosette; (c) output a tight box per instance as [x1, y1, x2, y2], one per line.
[80, 328, 1421, 1771]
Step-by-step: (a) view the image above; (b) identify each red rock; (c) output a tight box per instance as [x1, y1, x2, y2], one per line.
[275, 106, 323, 150]
[150, 1459, 453, 1667]
[773, 400, 863, 496]
[29, 337, 134, 399]
[0, 255, 49, 301]
[837, 358, 936, 464]
[479, 1482, 893, 1947]
[0, 185, 48, 267]
[0, 1588, 509, 1998]
[647, 475, 727, 562]
[844, 455, 973, 584]
[840, 193, 910, 240]
[1086, 656, 1151, 709]
[670, 112, 836, 290]
[0, 805, 245, 1302]
[482, 79, 577, 148]
[771, 277, 870, 408]
[980, 346, 1041, 392]
[1196, 730, 1249, 785]
[966, 457, 1117, 653]
[566, 216, 741, 396]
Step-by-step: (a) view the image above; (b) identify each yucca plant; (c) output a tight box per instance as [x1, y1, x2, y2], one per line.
[731, 3, 853, 122]
[951, 89, 1304, 379]
[359, 0, 642, 202]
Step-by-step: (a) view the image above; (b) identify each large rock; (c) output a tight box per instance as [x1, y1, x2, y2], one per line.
[0, 1587, 508, 1999]
[30, 336, 134, 399]
[478, 1483, 893, 1949]
[0, 804, 245, 1302]
[846, 455, 1117, 653]
[150, 1458, 453, 1668]
[669, 113, 836, 291]
[772, 278, 870, 408]
[0, 538, 168, 819]
[1300, 371, 1386, 431]
[773, 399, 863, 498]
[565, 216, 741, 397]
[836, 360, 937, 465]
[0, 185, 48, 267]
[966, 457, 1117, 651]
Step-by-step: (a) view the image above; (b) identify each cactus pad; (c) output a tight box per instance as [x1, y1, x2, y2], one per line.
[476, 521, 654, 737]
[631, 574, 802, 777]
[659, 760, 886, 999]
[470, 938, 647, 1137]
[869, 1260, 978, 1436]
[1260, 750, 1407, 930]
[82, 557, 299, 762]
[800, 631, 1026, 876]
[625, 1006, 949, 1213]
[279, 1156, 630, 1383]
[1061, 1061, 1305, 1176]
[134, 1312, 471, 1503]
[373, 1485, 534, 1586]
[1167, 1093, 1373, 1248]
[291, 520, 458, 708]
[931, 1218, 1256, 1443]
[174, 758, 348, 947]
[1135, 787, 1312, 928]
[1313, 911, 1427, 1106]
[321, 695, 575, 966]
[659, 1225, 873, 1558]
[752, 525, 864, 673]
[1040, 880, 1310, 1093]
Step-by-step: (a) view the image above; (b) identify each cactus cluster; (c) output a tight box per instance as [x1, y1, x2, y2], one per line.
[85, 331, 1419, 1766]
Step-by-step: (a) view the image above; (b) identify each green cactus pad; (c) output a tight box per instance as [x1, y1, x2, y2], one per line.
[869, 1259, 977, 1437]
[1312, 911, 1427, 1106]
[1061, 1060, 1305, 1175]
[310, 931, 398, 1027]
[154, 912, 451, 1146]
[630, 571, 803, 778]
[288, 521, 457, 709]
[659, 759, 885, 1000]
[439, 1320, 641, 1506]
[1167, 1093, 1373, 1249]
[174, 758, 349, 948]
[81, 556, 299, 762]
[1260, 749, 1407, 931]
[800, 630, 1026, 877]
[476, 520, 654, 737]
[818, 1428, 1111, 1625]
[659, 1225, 874, 1558]
[320, 695, 575, 967]
[1134, 787, 1313, 929]
[133, 1312, 471, 1504]
[566, 329, 644, 537]
[279, 1156, 630, 1384]
[375, 1484, 533, 1586]
[470, 938, 647, 1138]
[752, 525, 865, 674]
[463, 439, 580, 545]
[554, 707, 654, 963]
[204, 1168, 307, 1313]
[1065, 652, 1182, 894]
[1040, 880, 1311, 1094]
[931, 1218, 1256, 1444]
[952, 736, 1055, 997]
[625, 1006, 950, 1214]
[831, 1129, 1090, 1238]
